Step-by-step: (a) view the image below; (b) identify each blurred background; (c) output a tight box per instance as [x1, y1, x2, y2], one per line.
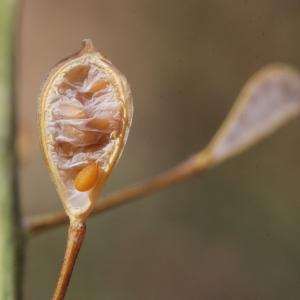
[19, 0, 300, 299]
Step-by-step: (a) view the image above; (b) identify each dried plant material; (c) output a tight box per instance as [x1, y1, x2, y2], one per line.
[39, 39, 133, 221]
[38, 39, 133, 300]
[207, 64, 300, 164]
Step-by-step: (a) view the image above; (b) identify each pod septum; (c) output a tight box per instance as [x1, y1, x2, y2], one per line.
[39, 39, 133, 220]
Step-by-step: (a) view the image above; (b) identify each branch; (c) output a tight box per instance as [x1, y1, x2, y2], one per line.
[26, 63, 300, 236]
[25, 151, 211, 234]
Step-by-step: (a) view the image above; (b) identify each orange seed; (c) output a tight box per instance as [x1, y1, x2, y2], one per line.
[89, 80, 109, 93]
[58, 103, 86, 119]
[74, 162, 99, 192]
[88, 117, 110, 130]
[65, 65, 90, 84]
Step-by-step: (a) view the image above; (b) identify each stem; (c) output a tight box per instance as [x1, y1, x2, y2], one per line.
[26, 150, 212, 234]
[0, 0, 23, 299]
[52, 220, 86, 300]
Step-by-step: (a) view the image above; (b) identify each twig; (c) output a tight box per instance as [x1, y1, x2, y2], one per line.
[26, 150, 212, 235]
[26, 63, 300, 237]
[52, 220, 86, 300]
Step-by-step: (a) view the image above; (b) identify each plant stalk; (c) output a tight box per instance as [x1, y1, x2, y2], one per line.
[0, 0, 23, 299]
[52, 220, 86, 300]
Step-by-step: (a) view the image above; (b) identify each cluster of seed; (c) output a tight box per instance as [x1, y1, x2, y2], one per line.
[50, 64, 123, 192]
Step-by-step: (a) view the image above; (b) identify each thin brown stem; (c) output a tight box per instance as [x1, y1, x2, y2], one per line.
[26, 150, 212, 235]
[52, 220, 86, 300]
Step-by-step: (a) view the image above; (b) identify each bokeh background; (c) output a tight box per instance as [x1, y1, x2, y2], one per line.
[19, 0, 300, 299]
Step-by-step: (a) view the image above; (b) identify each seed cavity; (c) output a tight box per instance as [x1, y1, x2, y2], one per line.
[50, 64, 123, 180]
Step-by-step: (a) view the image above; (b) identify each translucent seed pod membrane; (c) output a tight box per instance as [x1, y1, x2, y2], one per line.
[39, 39, 133, 220]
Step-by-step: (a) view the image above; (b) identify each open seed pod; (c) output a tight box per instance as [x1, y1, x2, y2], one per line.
[39, 39, 133, 221]
[206, 64, 300, 165]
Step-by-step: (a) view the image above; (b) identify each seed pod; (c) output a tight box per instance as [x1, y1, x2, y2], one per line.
[207, 64, 300, 164]
[39, 39, 133, 221]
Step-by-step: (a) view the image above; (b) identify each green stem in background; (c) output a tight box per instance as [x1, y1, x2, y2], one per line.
[0, 0, 22, 299]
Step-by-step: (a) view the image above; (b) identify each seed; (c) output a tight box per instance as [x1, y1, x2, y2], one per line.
[60, 125, 100, 146]
[88, 117, 110, 130]
[57, 142, 74, 157]
[76, 80, 109, 101]
[58, 81, 75, 94]
[89, 80, 108, 93]
[54, 103, 86, 119]
[65, 65, 90, 84]
[74, 162, 99, 192]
